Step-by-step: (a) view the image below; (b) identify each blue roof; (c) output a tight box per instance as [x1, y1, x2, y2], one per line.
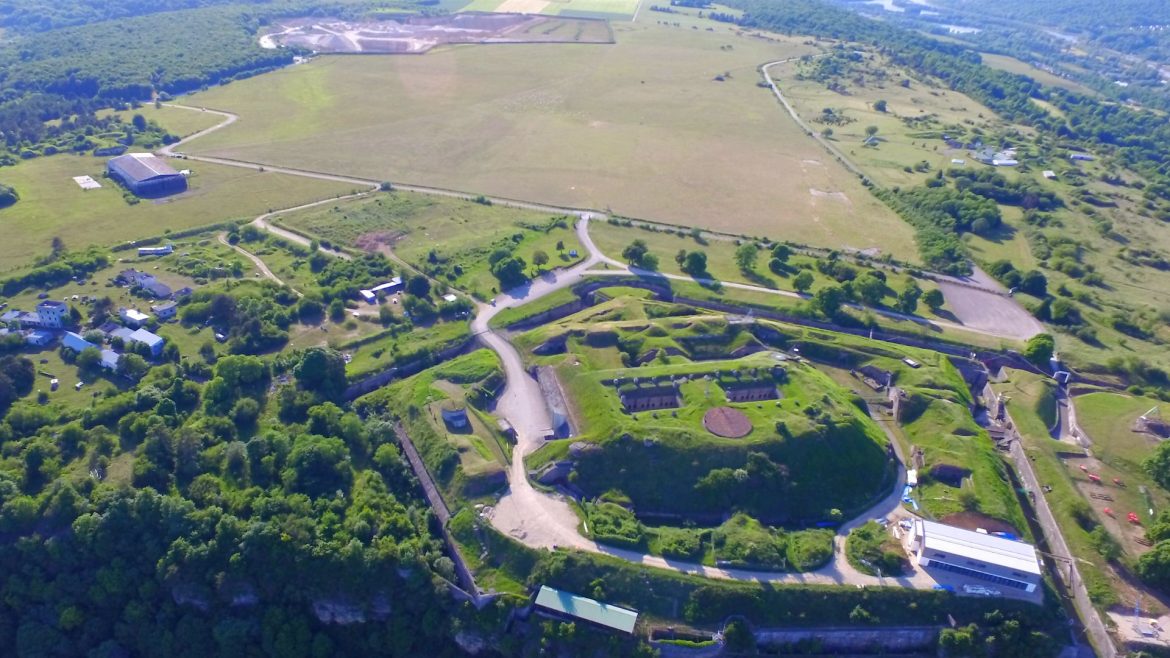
[129, 328, 164, 347]
[534, 586, 638, 634]
[63, 331, 97, 353]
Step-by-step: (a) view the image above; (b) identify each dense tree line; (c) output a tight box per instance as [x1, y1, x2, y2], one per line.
[0, 338, 485, 656]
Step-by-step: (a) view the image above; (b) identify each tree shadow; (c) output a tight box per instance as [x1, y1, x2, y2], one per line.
[973, 222, 1018, 246]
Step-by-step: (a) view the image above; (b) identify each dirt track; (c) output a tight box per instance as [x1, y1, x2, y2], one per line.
[155, 101, 1046, 594]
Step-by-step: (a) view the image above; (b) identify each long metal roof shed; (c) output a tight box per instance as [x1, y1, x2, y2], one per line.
[919, 519, 1041, 575]
[534, 586, 638, 634]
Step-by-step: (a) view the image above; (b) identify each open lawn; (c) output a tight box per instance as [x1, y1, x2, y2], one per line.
[179, 19, 917, 257]
[0, 154, 355, 272]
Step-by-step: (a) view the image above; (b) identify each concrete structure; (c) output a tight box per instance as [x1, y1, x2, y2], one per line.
[907, 519, 1041, 593]
[73, 175, 102, 190]
[62, 331, 97, 353]
[107, 153, 187, 198]
[152, 301, 178, 320]
[1042, 170, 1057, 179]
[439, 401, 470, 430]
[128, 328, 165, 357]
[3, 300, 69, 330]
[533, 586, 638, 634]
[120, 308, 151, 328]
[138, 245, 174, 257]
[1069, 152, 1095, 162]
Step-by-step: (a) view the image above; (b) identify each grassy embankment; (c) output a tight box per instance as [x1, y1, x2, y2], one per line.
[357, 350, 511, 500]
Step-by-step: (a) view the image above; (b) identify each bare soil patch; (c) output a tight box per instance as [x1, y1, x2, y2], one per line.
[939, 511, 1018, 535]
[703, 406, 752, 438]
[262, 13, 611, 54]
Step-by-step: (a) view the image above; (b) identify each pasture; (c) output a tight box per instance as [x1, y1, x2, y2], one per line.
[0, 154, 355, 272]
[180, 18, 917, 259]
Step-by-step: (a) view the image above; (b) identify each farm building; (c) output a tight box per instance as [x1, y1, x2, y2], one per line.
[24, 330, 54, 347]
[907, 519, 1041, 593]
[533, 586, 638, 635]
[63, 331, 97, 353]
[359, 278, 405, 303]
[100, 350, 120, 371]
[129, 328, 165, 357]
[152, 301, 178, 320]
[138, 245, 174, 257]
[107, 153, 187, 198]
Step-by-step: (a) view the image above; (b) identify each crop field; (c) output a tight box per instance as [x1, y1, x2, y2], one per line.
[0, 154, 355, 272]
[458, 0, 640, 20]
[277, 192, 584, 299]
[179, 17, 918, 258]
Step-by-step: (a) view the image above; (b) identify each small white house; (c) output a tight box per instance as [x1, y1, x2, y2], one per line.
[120, 308, 151, 328]
[1042, 170, 1057, 179]
[442, 293, 458, 303]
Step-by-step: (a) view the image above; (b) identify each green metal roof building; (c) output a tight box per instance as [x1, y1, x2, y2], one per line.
[534, 586, 639, 634]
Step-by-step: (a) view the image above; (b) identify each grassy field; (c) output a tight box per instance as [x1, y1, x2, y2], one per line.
[359, 350, 507, 498]
[0, 154, 355, 272]
[277, 191, 585, 299]
[177, 17, 918, 257]
[99, 104, 226, 139]
[458, 0, 639, 21]
[977, 54, 1097, 96]
[993, 372, 1170, 608]
[771, 53, 1007, 191]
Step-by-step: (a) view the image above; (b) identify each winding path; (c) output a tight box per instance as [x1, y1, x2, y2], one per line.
[217, 232, 303, 296]
[472, 217, 931, 588]
[151, 99, 1004, 591]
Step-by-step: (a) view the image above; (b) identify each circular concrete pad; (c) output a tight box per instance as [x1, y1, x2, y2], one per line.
[703, 407, 753, 438]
